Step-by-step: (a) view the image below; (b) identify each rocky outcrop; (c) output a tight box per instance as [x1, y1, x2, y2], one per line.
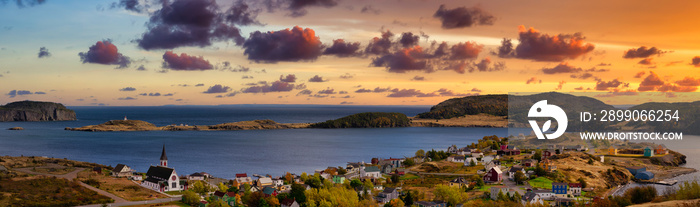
[0, 101, 76, 122]
[8, 127, 24, 130]
[66, 119, 310, 132]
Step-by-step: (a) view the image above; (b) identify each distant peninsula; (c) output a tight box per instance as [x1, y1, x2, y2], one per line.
[65, 119, 309, 132]
[310, 112, 410, 128]
[0, 101, 76, 122]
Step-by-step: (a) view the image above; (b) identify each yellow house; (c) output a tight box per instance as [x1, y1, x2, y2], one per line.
[608, 147, 618, 155]
[449, 177, 469, 188]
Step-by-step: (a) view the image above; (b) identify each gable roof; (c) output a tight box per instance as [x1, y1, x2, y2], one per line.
[262, 186, 276, 195]
[280, 198, 296, 206]
[236, 173, 248, 178]
[145, 165, 174, 180]
[364, 166, 380, 172]
[114, 164, 127, 172]
[381, 187, 396, 194]
[450, 177, 469, 184]
[490, 166, 502, 174]
[258, 177, 273, 184]
[509, 166, 523, 172]
[522, 192, 539, 202]
[214, 191, 225, 198]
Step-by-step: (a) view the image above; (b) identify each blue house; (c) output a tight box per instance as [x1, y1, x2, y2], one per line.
[552, 182, 568, 194]
[643, 147, 654, 157]
[636, 171, 655, 180]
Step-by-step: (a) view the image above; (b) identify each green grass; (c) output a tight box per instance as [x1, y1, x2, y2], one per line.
[400, 174, 420, 180]
[528, 177, 553, 189]
[477, 185, 493, 192]
[166, 191, 185, 195]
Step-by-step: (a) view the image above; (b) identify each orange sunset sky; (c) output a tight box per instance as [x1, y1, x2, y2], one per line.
[1, 0, 700, 106]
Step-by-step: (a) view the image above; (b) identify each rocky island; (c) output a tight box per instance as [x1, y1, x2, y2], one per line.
[0, 101, 76, 122]
[65, 119, 309, 132]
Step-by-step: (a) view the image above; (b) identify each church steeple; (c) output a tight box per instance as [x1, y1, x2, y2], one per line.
[159, 145, 168, 167]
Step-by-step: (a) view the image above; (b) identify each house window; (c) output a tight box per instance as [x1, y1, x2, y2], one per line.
[172, 182, 176, 189]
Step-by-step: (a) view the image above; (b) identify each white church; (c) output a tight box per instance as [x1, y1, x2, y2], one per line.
[141, 145, 185, 192]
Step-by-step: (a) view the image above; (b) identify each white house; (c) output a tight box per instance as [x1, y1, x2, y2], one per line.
[141, 146, 184, 192]
[447, 155, 465, 163]
[508, 166, 525, 179]
[521, 192, 544, 205]
[481, 155, 500, 164]
[361, 166, 381, 178]
[257, 177, 274, 187]
[111, 164, 133, 177]
[533, 190, 555, 200]
[490, 186, 514, 200]
[272, 178, 284, 187]
[187, 172, 206, 181]
[464, 157, 479, 166]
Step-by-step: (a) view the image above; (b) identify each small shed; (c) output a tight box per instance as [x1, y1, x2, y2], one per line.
[626, 166, 646, 176]
[644, 147, 654, 157]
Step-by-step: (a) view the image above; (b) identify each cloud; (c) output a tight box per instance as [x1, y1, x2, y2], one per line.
[37, 47, 50, 58]
[242, 75, 254, 79]
[398, 32, 420, 48]
[279, 74, 297, 82]
[542, 62, 582, 74]
[308, 75, 326, 82]
[224, 1, 262, 26]
[340, 101, 354, 104]
[203, 84, 231, 93]
[0, 0, 47, 8]
[470, 57, 504, 72]
[555, 81, 566, 90]
[119, 87, 136, 91]
[634, 71, 646, 78]
[411, 76, 425, 81]
[435, 88, 474, 97]
[433, 4, 495, 29]
[526, 77, 541, 84]
[494, 38, 514, 58]
[387, 89, 437, 97]
[34, 91, 45, 94]
[355, 87, 392, 93]
[79, 40, 131, 68]
[163, 93, 174, 96]
[594, 89, 639, 97]
[195, 83, 204, 87]
[449, 41, 483, 60]
[7, 90, 33, 98]
[360, 5, 380, 14]
[215, 92, 239, 98]
[137, 65, 147, 71]
[317, 88, 336, 94]
[118, 97, 136, 100]
[471, 88, 482, 92]
[692, 56, 700, 67]
[339, 73, 354, 79]
[242, 81, 303, 93]
[595, 79, 628, 91]
[287, 0, 339, 17]
[296, 89, 312, 96]
[623, 46, 666, 59]
[371, 46, 432, 73]
[500, 26, 595, 61]
[637, 58, 654, 65]
[136, 0, 252, 50]
[323, 39, 361, 57]
[365, 30, 395, 55]
[110, 0, 143, 13]
[162, 51, 213, 70]
[139, 92, 162, 96]
[243, 26, 323, 63]
[675, 77, 700, 86]
[570, 72, 594, 80]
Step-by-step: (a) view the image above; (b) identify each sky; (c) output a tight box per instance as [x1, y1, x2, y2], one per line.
[1, 0, 700, 106]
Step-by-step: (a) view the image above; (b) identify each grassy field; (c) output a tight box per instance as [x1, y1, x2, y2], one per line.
[77, 170, 168, 201]
[0, 176, 113, 206]
[400, 173, 420, 180]
[32, 166, 75, 175]
[528, 177, 553, 189]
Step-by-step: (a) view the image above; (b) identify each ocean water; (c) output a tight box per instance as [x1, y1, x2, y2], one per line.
[0, 105, 514, 179]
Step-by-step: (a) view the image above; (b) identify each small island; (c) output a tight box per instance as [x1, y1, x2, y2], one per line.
[65, 119, 310, 132]
[0, 101, 76, 122]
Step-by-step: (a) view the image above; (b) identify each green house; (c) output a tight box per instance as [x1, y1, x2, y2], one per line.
[222, 192, 237, 206]
[643, 146, 654, 157]
[332, 175, 345, 184]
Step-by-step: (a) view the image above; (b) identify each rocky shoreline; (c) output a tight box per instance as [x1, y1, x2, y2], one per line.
[65, 119, 310, 132]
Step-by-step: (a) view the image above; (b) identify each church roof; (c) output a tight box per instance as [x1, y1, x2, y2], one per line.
[146, 165, 174, 180]
[160, 145, 168, 161]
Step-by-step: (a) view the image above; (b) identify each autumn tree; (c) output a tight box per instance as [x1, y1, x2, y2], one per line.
[415, 149, 425, 158]
[433, 184, 468, 205]
[385, 198, 404, 207]
[181, 190, 200, 206]
[305, 185, 360, 207]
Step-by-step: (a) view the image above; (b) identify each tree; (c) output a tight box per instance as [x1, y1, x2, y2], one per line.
[497, 190, 507, 201]
[363, 179, 374, 191]
[181, 191, 200, 206]
[513, 171, 527, 185]
[350, 179, 362, 189]
[386, 198, 405, 207]
[511, 191, 522, 202]
[243, 183, 251, 193]
[337, 167, 347, 175]
[285, 172, 293, 183]
[532, 150, 542, 161]
[218, 182, 229, 192]
[469, 159, 476, 166]
[391, 174, 400, 184]
[400, 190, 414, 206]
[433, 185, 468, 206]
[227, 186, 239, 193]
[534, 166, 546, 176]
[402, 158, 415, 167]
[191, 181, 210, 196]
[577, 177, 587, 188]
[290, 184, 307, 204]
[305, 185, 360, 207]
[415, 149, 425, 158]
[208, 199, 231, 207]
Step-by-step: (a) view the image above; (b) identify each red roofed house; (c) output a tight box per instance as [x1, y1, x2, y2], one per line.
[483, 167, 503, 183]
